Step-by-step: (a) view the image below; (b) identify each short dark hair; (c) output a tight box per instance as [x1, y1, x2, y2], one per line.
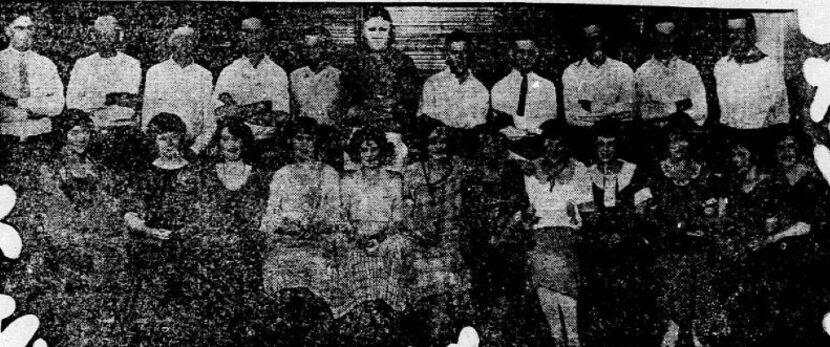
[592, 119, 621, 140]
[364, 6, 392, 23]
[725, 11, 756, 32]
[212, 119, 255, 163]
[303, 24, 331, 39]
[347, 126, 394, 165]
[58, 109, 95, 134]
[445, 29, 471, 48]
[147, 112, 187, 137]
[508, 32, 536, 49]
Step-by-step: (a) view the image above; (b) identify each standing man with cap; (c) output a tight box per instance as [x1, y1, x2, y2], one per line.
[213, 17, 289, 124]
[492, 34, 558, 139]
[562, 21, 635, 162]
[714, 11, 789, 158]
[67, 15, 141, 129]
[418, 29, 489, 130]
[0, 15, 64, 157]
[144, 26, 215, 155]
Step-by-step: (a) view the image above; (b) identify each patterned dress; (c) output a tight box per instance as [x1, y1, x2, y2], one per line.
[402, 158, 472, 305]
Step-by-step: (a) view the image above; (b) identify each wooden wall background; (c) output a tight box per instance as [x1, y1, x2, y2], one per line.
[0, 3, 822, 122]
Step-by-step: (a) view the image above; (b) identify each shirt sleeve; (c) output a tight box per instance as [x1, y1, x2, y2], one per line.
[125, 58, 142, 95]
[765, 65, 790, 126]
[471, 84, 490, 128]
[18, 58, 64, 116]
[267, 66, 290, 113]
[417, 77, 437, 117]
[141, 66, 161, 130]
[259, 171, 287, 233]
[562, 65, 593, 126]
[191, 71, 216, 154]
[686, 64, 708, 126]
[211, 68, 232, 112]
[66, 58, 97, 112]
[601, 65, 635, 119]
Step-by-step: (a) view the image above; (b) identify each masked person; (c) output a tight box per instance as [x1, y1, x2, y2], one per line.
[562, 21, 635, 163]
[342, 6, 419, 132]
[418, 30, 489, 130]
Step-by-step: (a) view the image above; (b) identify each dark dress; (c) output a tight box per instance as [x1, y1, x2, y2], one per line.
[737, 167, 830, 346]
[462, 160, 553, 347]
[3, 149, 128, 347]
[341, 46, 419, 131]
[579, 160, 661, 347]
[123, 162, 202, 346]
[647, 162, 731, 343]
[186, 162, 269, 347]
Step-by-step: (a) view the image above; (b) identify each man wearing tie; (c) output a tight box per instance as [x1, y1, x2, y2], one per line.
[0, 15, 65, 155]
[491, 34, 558, 140]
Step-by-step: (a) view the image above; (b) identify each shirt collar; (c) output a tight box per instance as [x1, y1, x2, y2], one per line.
[242, 54, 273, 69]
[651, 55, 678, 68]
[7, 46, 31, 58]
[442, 67, 473, 85]
[166, 57, 196, 70]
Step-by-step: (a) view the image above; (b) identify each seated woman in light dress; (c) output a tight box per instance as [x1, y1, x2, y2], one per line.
[523, 121, 593, 346]
[258, 116, 344, 346]
[333, 126, 412, 344]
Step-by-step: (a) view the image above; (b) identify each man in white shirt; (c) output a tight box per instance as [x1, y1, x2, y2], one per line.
[715, 12, 789, 131]
[635, 18, 707, 127]
[143, 26, 215, 155]
[492, 34, 558, 139]
[0, 15, 64, 144]
[562, 22, 634, 161]
[418, 29, 489, 130]
[290, 25, 344, 128]
[67, 16, 141, 129]
[213, 17, 289, 124]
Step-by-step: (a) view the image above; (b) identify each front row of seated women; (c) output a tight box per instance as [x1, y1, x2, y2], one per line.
[3, 108, 830, 347]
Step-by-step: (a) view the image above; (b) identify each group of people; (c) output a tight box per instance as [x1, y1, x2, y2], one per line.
[1, 5, 829, 347]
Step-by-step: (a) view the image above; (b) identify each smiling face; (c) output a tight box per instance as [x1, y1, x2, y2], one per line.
[66, 125, 92, 153]
[775, 135, 800, 169]
[363, 16, 391, 51]
[667, 133, 690, 161]
[156, 131, 183, 160]
[360, 139, 381, 168]
[6, 16, 35, 52]
[220, 128, 243, 162]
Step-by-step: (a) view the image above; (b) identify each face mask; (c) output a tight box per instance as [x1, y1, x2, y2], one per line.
[363, 17, 391, 51]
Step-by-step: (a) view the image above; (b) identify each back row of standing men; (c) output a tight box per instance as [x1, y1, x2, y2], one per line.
[0, 7, 789, 163]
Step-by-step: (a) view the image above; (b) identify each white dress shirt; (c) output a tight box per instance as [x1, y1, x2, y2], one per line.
[418, 68, 489, 129]
[635, 57, 707, 126]
[143, 58, 215, 154]
[213, 55, 289, 114]
[492, 69, 558, 134]
[562, 57, 635, 127]
[290, 65, 343, 126]
[0, 47, 65, 140]
[715, 55, 790, 129]
[67, 52, 141, 128]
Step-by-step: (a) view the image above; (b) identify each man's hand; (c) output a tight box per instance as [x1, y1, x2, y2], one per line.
[106, 93, 142, 109]
[0, 93, 18, 108]
[218, 92, 237, 107]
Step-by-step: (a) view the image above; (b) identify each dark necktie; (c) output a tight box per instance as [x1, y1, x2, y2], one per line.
[517, 72, 528, 117]
[19, 54, 30, 98]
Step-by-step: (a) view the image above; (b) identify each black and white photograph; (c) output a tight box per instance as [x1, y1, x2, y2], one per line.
[2, 1, 830, 346]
